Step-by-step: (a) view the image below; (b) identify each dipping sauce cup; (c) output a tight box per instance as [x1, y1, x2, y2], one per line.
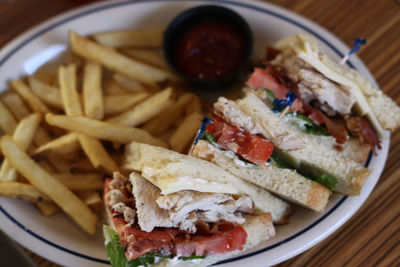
[164, 5, 253, 89]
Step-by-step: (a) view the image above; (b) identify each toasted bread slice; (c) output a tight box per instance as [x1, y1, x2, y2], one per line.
[123, 142, 291, 223]
[191, 140, 330, 212]
[312, 135, 370, 164]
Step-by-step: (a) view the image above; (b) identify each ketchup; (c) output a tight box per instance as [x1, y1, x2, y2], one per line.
[174, 20, 246, 80]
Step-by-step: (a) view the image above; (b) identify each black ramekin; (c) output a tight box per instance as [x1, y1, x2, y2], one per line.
[163, 5, 253, 90]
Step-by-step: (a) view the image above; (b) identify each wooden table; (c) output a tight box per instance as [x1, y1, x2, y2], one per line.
[0, 0, 399, 266]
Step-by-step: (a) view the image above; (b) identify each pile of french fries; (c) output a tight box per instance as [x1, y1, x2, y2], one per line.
[0, 29, 204, 234]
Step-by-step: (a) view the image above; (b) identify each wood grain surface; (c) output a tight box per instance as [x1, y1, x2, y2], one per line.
[0, 0, 399, 266]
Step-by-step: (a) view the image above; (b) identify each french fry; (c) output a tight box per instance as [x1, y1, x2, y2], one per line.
[34, 132, 80, 156]
[1, 85, 71, 172]
[66, 53, 84, 70]
[28, 76, 64, 109]
[142, 92, 195, 135]
[10, 80, 51, 114]
[83, 61, 104, 119]
[52, 172, 104, 191]
[0, 99, 18, 135]
[46, 154, 71, 174]
[121, 48, 169, 70]
[59, 64, 83, 116]
[3, 96, 55, 148]
[113, 74, 147, 93]
[169, 112, 203, 153]
[30, 123, 71, 173]
[1, 92, 35, 158]
[1, 92, 51, 146]
[0, 113, 41, 182]
[104, 93, 149, 116]
[69, 31, 173, 86]
[77, 191, 103, 213]
[158, 128, 176, 143]
[38, 161, 55, 173]
[36, 201, 59, 216]
[185, 94, 202, 115]
[33, 126, 52, 146]
[1, 91, 32, 121]
[107, 87, 175, 126]
[104, 81, 129, 95]
[172, 116, 185, 128]
[78, 134, 119, 175]
[0, 135, 98, 234]
[11, 161, 60, 216]
[92, 29, 164, 48]
[71, 157, 96, 173]
[0, 182, 50, 203]
[35, 71, 56, 85]
[46, 113, 167, 147]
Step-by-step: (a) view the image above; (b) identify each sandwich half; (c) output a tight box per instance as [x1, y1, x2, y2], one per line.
[208, 34, 400, 196]
[246, 34, 400, 162]
[103, 143, 278, 267]
[273, 34, 400, 136]
[122, 142, 292, 223]
[190, 114, 331, 212]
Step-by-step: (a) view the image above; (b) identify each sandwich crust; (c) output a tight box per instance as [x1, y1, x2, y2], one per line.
[306, 183, 331, 212]
[192, 140, 330, 212]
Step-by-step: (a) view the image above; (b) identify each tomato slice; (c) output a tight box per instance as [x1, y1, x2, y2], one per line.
[247, 68, 287, 99]
[206, 118, 273, 165]
[246, 67, 303, 111]
[175, 225, 247, 257]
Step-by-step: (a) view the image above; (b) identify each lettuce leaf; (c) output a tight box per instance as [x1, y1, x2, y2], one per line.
[269, 156, 291, 169]
[286, 113, 330, 136]
[263, 88, 275, 103]
[127, 253, 172, 267]
[201, 132, 216, 143]
[269, 156, 339, 190]
[103, 225, 130, 267]
[103, 225, 205, 267]
[308, 173, 340, 191]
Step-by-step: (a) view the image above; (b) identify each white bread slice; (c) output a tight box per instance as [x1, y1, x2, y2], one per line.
[123, 142, 239, 195]
[312, 135, 370, 164]
[275, 34, 400, 135]
[154, 213, 275, 267]
[215, 94, 371, 195]
[123, 142, 291, 223]
[191, 140, 330, 212]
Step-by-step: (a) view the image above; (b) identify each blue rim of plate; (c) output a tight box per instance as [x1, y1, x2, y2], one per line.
[0, 0, 373, 265]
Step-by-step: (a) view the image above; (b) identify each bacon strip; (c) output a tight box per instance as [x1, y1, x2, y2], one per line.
[305, 105, 348, 144]
[265, 47, 282, 61]
[346, 116, 381, 155]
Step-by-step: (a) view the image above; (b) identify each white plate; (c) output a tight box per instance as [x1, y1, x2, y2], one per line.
[0, 0, 389, 266]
